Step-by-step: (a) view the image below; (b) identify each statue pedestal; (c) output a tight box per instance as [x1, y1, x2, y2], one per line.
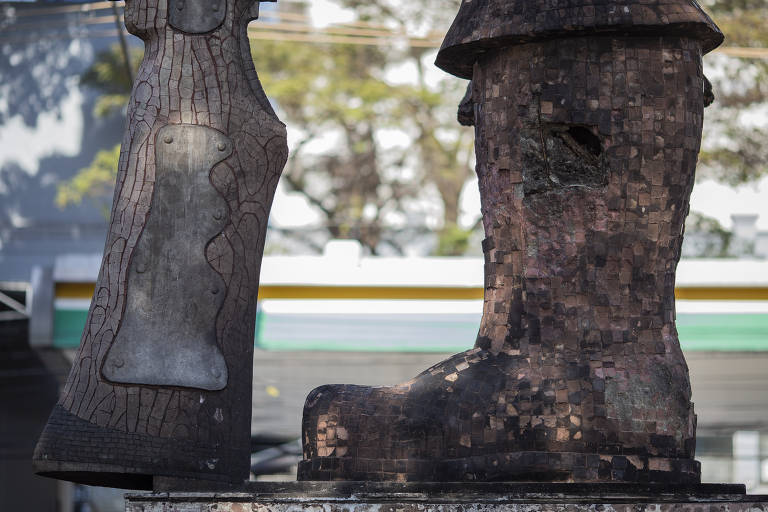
[127, 482, 768, 511]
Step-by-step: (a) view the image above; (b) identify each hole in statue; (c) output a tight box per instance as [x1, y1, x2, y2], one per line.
[566, 126, 602, 157]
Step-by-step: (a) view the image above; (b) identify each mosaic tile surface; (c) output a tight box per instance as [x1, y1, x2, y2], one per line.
[435, 0, 723, 79]
[301, 5, 720, 480]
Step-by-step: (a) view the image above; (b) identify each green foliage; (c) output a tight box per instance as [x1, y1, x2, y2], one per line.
[56, 44, 139, 217]
[435, 223, 473, 256]
[698, 0, 768, 185]
[91, 93, 133, 119]
[252, 2, 474, 254]
[684, 211, 733, 258]
[699, 126, 768, 185]
[254, 38, 411, 252]
[60, 1, 768, 249]
[706, 0, 768, 48]
[80, 43, 142, 117]
[56, 144, 120, 219]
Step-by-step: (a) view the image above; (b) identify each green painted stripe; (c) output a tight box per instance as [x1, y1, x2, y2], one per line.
[677, 313, 768, 351]
[53, 308, 88, 348]
[54, 309, 768, 352]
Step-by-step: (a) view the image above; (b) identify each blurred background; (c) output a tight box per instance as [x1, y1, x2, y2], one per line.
[1, 0, 768, 510]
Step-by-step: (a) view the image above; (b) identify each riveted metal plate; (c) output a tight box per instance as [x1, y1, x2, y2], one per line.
[102, 124, 233, 391]
[168, 0, 226, 34]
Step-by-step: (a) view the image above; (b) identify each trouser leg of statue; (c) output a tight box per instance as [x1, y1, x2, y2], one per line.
[33, 0, 287, 489]
[299, 0, 723, 482]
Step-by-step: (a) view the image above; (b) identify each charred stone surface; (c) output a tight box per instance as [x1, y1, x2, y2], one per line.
[299, 0, 722, 483]
[519, 121, 607, 196]
[33, 0, 286, 489]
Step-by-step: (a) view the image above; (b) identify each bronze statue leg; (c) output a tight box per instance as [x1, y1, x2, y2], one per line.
[33, 0, 286, 489]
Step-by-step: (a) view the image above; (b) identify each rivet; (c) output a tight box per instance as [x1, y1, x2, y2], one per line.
[211, 287, 219, 295]
[136, 263, 147, 274]
[217, 142, 227, 151]
[177, 1, 185, 10]
[211, 3, 219, 11]
[163, 135, 173, 144]
[213, 209, 224, 220]
[113, 358, 124, 368]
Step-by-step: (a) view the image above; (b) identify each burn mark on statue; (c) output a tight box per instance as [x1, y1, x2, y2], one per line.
[522, 119, 607, 196]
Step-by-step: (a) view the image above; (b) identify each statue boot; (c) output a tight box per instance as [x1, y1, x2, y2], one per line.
[299, 0, 723, 483]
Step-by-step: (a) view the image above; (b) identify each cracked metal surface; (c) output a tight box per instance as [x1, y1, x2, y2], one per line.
[300, 10, 721, 482]
[33, 0, 287, 489]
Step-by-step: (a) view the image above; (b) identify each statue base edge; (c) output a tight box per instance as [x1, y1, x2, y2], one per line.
[129, 482, 768, 512]
[151, 479, 747, 496]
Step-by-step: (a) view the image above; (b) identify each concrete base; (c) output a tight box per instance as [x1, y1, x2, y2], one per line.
[126, 482, 768, 511]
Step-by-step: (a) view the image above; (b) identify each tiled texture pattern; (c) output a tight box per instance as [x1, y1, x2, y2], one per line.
[435, 0, 723, 79]
[33, 0, 287, 488]
[300, 35, 708, 482]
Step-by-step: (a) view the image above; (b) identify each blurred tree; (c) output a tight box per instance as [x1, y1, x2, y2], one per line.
[56, 144, 121, 218]
[698, 0, 768, 185]
[55, 43, 140, 216]
[59, 0, 767, 257]
[683, 211, 734, 257]
[79, 43, 140, 118]
[333, 0, 476, 255]
[678, 0, 768, 257]
[253, 1, 474, 255]
[58, 5, 475, 255]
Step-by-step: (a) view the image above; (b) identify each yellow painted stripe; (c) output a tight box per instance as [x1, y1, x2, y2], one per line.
[258, 285, 483, 300]
[674, 287, 768, 301]
[56, 282, 483, 300]
[56, 282, 768, 301]
[56, 283, 96, 299]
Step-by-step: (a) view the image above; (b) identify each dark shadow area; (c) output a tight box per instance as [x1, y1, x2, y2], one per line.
[0, 319, 60, 512]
